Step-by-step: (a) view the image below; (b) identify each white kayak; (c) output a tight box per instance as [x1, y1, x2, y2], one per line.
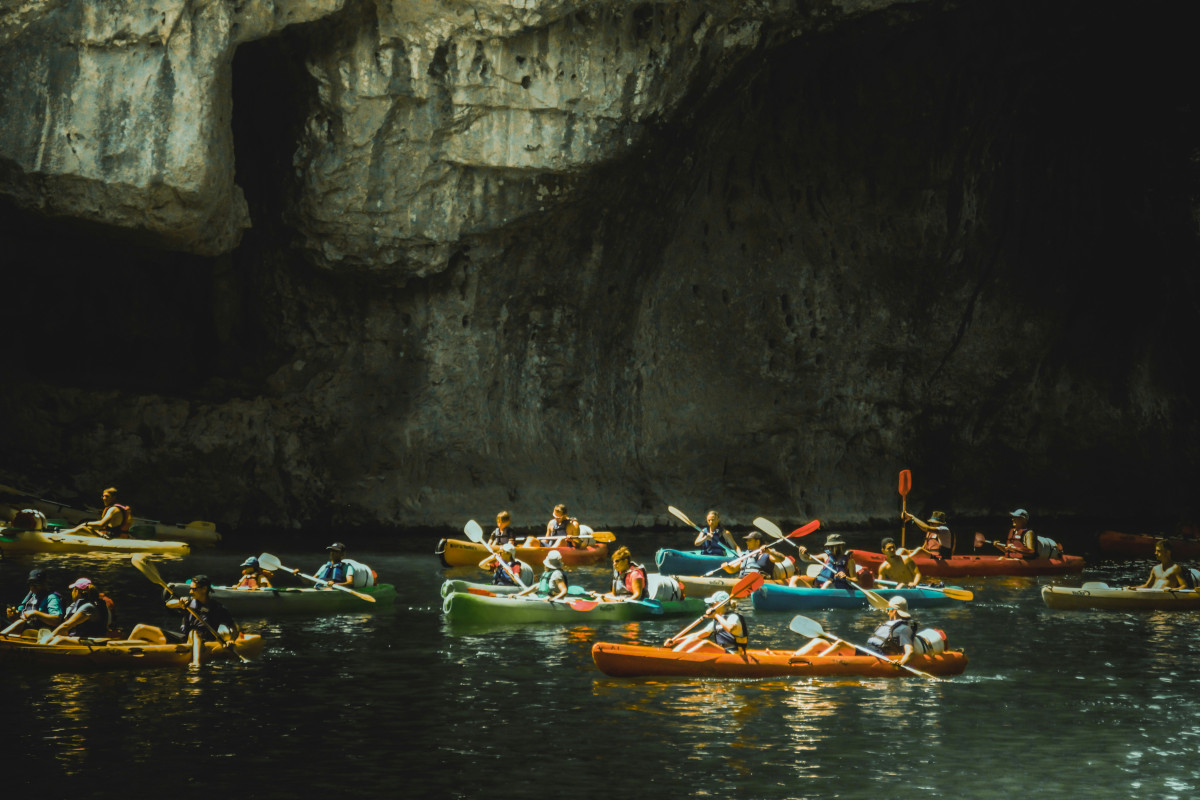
[0, 528, 190, 555]
[1041, 582, 1200, 611]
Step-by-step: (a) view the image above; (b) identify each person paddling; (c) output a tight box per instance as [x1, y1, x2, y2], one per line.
[720, 530, 783, 580]
[480, 541, 534, 587]
[866, 596, 920, 667]
[61, 487, 133, 539]
[694, 510, 739, 556]
[525, 504, 581, 548]
[597, 546, 649, 602]
[233, 557, 273, 590]
[4, 569, 64, 635]
[514, 550, 570, 602]
[487, 510, 519, 547]
[999, 509, 1063, 560]
[669, 590, 748, 655]
[902, 509, 954, 559]
[165, 575, 239, 643]
[50, 578, 111, 639]
[876, 538, 923, 587]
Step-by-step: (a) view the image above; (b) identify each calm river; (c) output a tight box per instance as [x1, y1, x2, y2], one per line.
[3, 528, 1198, 799]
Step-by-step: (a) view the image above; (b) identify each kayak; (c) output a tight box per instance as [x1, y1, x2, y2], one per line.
[751, 582, 964, 611]
[0, 631, 264, 669]
[0, 528, 190, 555]
[1096, 530, 1200, 560]
[1041, 582, 1200, 611]
[675, 574, 740, 597]
[590, 640, 969, 678]
[442, 591, 704, 624]
[167, 583, 396, 614]
[0, 485, 222, 544]
[852, 549, 1084, 577]
[436, 537, 608, 569]
[654, 548, 730, 576]
[441, 579, 526, 597]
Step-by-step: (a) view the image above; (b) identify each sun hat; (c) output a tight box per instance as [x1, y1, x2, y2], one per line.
[1009, 508, 1029, 520]
[241, 557, 259, 568]
[824, 534, 846, 548]
[928, 510, 948, 524]
[500, 541, 517, 554]
[888, 595, 911, 618]
[69, 578, 93, 590]
[543, 550, 564, 569]
[705, 590, 731, 606]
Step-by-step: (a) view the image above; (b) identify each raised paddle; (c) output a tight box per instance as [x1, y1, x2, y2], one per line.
[664, 572, 765, 646]
[752, 517, 785, 539]
[464, 520, 528, 589]
[975, 532, 1021, 557]
[704, 520, 821, 576]
[256, 553, 377, 602]
[899, 469, 912, 548]
[789, 546, 892, 611]
[873, 579, 974, 601]
[788, 615, 939, 680]
[130, 554, 249, 663]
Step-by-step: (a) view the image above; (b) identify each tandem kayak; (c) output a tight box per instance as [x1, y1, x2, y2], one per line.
[436, 538, 608, 569]
[442, 591, 704, 625]
[1096, 530, 1200, 561]
[0, 528, 190, 555]
[0, 631, 264, 669]
[852, 549, 1084, 577]
[751, 582, 964, 611]
[654, 548, 729, 576]
[590, 640, 968, 679]
[167, 583, 396, 614]
[1041, 582, 1200, 611]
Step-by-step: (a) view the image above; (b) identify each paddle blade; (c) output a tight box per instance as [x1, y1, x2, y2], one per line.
[467, 587, 498, 597]
[257, 553, 283, 572]
[973, 532, 987, 549]
[753, 517, 784, 539]
[590, 531, 616, 543]
[463, 520, 485, 543]
[940, 587, 974, 601]
[568, 598, 599, 611]
[806, 563, 825, 578]
[899, 469, 912, 496]
[788, 520, 821, 538]
[668, 506, 700, 530]
[131, 554, 166, 589]
[788, 615, 826, 639]
[732, 572, 766, 599]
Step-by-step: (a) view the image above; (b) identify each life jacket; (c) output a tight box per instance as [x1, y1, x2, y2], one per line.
[491, 557, 527, 586]
[818, 552, 853, 590]
[64, 596, 111, 638]
[924, 525, 952, 553]
[491, 527, 518, 546]
[102, 504, 133, 535]
[546, 518, 575, 546]
[613, 564, 649, 600]
[18, 589, 65, 619]
[712, 612, 749, 653]
[316, 560, 349, 584]
[698, 529, 731, 556]
[536, 568, 568, 596]
[738, 550, 774, 579]
[868, 618, 918, 655]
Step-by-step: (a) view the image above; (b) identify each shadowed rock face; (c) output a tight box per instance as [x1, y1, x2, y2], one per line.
[0, 0, 1197, 533]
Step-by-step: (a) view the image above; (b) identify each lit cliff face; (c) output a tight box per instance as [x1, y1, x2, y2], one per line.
[0, 1, 1196, 531]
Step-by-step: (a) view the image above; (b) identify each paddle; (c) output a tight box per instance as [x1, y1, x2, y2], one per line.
[752, 517, 785, 539]
[256, 553, 377, 602]
[130, 554, 249, 663]
[873, 579, 974, 601]
[974, 532, 1019, 556]
[899, 469, 912, 548]
[663, 572, 765, 646]
[788, 615, 939, 680]
[0, 619, 25, 636]
[787, 543, 891, 611]
[464, 520, 528, 589]
[563, 596, 663, 613]
[704, 520, 821, 576]
[540, 530, 617, 545]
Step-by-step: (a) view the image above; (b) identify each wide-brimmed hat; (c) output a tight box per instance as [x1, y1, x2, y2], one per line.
[499, 541, 516, 554]
[888, 595, 911, 618]
[543, 550, 564, 569]
[824, 534, 846, 548]
[928, 510, 948, 524]
[1009, 508, 1029, 520]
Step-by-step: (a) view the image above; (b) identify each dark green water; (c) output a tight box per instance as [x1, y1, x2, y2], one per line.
[3, 529, 1198, 799]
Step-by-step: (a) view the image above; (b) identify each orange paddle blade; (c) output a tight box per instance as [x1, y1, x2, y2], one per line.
[899, 469, 912, 496]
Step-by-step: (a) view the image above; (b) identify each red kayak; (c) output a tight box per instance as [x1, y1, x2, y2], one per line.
[1097, 530, 1200, 560]
[852, 548, 1084, 577]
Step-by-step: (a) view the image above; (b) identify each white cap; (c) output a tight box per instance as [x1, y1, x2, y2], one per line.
[500, 542, 516, 554]
[888, 595, 911, 618]
[1009, 508, 1029, 520]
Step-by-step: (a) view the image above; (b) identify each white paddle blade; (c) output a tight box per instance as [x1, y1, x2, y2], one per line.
[463, 519, 485, 542]
[257, 553, 283, 572]
[788, 615, 825, 639]
[753, 517, 784, 539]
[806, 563, 825, 577]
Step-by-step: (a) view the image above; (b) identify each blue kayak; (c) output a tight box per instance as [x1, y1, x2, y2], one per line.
[751, 582, 964, 611]
[654, 548, 732, 576]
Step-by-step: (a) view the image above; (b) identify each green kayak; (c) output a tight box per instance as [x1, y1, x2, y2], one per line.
[442, 591, 704, 625]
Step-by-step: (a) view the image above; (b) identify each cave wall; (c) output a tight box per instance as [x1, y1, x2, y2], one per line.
[0, 0, 1197, 532]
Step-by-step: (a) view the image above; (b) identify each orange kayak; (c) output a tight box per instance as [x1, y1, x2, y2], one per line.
[590, 641, 968, 678]
[852, 549, 1084, 577]
[1097, 530, 1200, 560]
[435, 537, 608, 569]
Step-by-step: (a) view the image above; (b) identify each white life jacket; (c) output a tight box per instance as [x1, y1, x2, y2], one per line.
[341, 558, 376, 587]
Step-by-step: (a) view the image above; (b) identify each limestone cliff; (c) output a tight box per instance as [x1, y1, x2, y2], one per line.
[0, 0, 1196, 533]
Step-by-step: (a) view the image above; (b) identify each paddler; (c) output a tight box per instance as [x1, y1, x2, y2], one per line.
[1135, 539, 1190, 589]
[525, 503, 581, 548]
[49, 578, 111, 639]
[999, 509, 1062, 560]
[901, 509, 954, 559]
[597, 546, 649, 602]
[668, 591, 748, 654]
[876, 538, 923, 587]
[479, 541, 534, 587]
[865, 596, 920, 666]
[61, 486, 133, 539]
[720, 530, 784, 580]
[694, 510, 740, 556]
[4, 568, 64, 635]
[513, 550, 570, 602]
[232, 557, 274, 590]
[165, 575, 239, 642]
[487, 510, 519, 547]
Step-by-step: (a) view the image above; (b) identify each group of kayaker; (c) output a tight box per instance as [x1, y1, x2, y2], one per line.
[4, 568, 116, 639]
[485, 504, 590, 550]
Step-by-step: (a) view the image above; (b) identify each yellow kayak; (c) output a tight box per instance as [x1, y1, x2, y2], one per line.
[0, 527, 190, 555]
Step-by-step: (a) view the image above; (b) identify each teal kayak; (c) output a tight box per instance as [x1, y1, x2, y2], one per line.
[442, 591, 704, 625]
[751, 582, 963, 611]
